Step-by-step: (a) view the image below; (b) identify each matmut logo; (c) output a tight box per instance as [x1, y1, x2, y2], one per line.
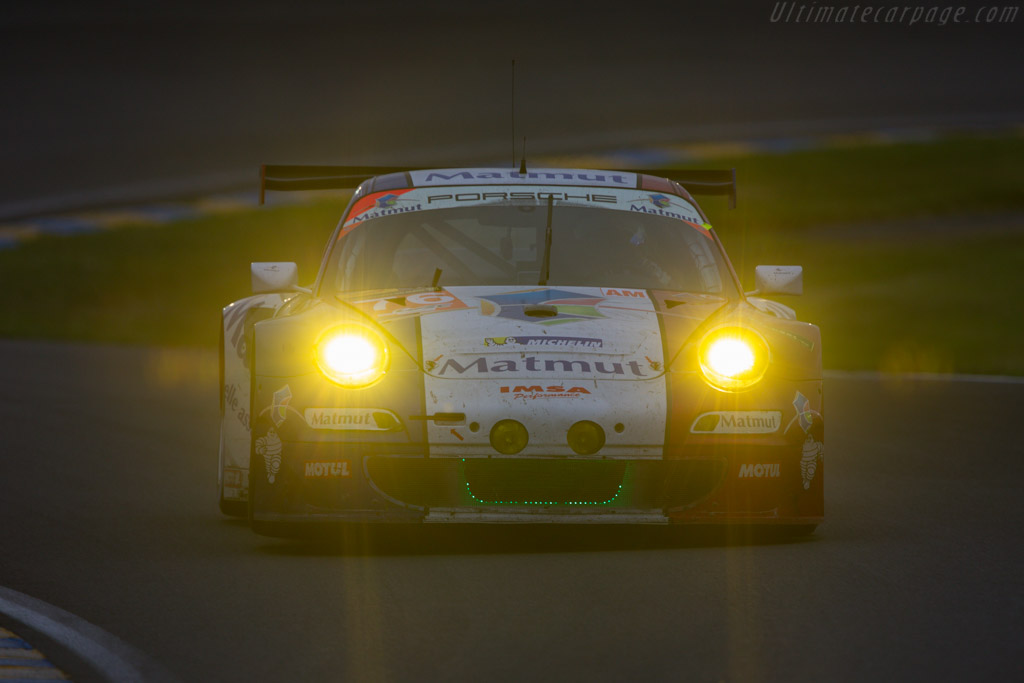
[411, 169, 635, 187]
[738, 463, 781, 479]
[501, 385, 591, 399]
[690, 411, 782, 434]
[304, 408, 398, 431]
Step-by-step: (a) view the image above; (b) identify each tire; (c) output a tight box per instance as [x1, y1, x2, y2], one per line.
[219, 494, 247, 518]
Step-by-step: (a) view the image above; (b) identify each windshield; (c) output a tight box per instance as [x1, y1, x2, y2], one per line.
[323, 186, 736, 297]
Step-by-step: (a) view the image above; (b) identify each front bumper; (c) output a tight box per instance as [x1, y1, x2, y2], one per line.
[249, 441, 824, 528]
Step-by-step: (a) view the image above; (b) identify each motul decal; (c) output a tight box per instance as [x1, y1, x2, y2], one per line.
[738, 463, 781, 479]
[304, 461, 351, 478]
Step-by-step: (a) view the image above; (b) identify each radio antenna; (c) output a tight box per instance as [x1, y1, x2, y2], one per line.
[511, 59, 516, 168]
[519, 137, 527, 174]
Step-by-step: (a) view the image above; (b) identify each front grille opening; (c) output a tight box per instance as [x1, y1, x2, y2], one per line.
[366, 458, 460, 508]
[463, 459, 626, 506]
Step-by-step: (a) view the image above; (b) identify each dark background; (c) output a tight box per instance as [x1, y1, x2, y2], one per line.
[3, 0, 1021, 213]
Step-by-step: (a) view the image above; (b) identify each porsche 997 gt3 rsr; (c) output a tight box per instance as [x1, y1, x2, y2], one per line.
[218, 165, 824, 536]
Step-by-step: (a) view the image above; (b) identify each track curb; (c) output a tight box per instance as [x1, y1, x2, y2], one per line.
[0, 587, 179, 683]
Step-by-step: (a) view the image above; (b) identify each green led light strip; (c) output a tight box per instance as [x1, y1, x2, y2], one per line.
[464, 481, 624, 506]
[461, 459, 625, 506]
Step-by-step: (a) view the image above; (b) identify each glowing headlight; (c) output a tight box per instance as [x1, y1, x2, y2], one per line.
[698, 327, 769, 391]
[315, 325, 389, 388]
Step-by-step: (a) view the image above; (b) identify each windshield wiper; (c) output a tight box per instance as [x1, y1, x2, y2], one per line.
[538, 195, 553, 286]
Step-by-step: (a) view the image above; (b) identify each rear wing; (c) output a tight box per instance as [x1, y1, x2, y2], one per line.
[259, 165, 426, 204]
[629, 168, 736, 209]
[259, 165, 736, 208]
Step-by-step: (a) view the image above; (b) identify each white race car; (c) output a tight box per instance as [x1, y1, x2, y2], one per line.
[218, 164, 823, 536]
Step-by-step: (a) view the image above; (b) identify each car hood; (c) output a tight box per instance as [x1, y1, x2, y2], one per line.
[341, 285, 729, 379]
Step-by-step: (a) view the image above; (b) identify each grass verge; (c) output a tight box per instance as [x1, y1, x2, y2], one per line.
[1, 134, 1022, 374]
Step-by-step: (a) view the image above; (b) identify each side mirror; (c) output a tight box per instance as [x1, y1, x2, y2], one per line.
[251, 262, 298, 294]
[752, 265, 803, 296]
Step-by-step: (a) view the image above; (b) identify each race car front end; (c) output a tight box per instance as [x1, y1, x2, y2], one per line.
[246, 290, 823, 535]
[241, 168, 823, 536]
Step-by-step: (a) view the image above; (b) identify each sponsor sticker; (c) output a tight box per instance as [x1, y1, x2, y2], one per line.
[435, 356, 648, 377]
[304, 461, 351, 478]
[224, 382, 250, 431]
[409, 169, 637, 187]
[484, 335, 603, 349]
[626, 193, 706, 231]
[341, 189, 421, 235]
[271, 385, 292, 427]
[800, 434, 822, 490]
[738, 463, 781, 479]
[600, 288, 647, 298]
[256, 428, 283, 484]
[792, 390, 823, 490]
[690, 411, 782, 434]
[478, 288, 605, 325]
[304, 408, 400, 431]
[335, 185, 704, 239]
[351, 290, 469, 321]
[500, 384, 592, 400]
[223, 468, 244, 489]
[424, 190, 617, 205]
[793, 391, 815, 433]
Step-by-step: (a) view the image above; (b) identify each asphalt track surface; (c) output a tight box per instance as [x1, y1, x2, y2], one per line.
[1, 340, 1021, 681]
[3, 0, 1023, 214]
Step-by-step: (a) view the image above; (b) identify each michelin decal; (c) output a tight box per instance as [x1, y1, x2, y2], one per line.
[256, 428, 283, 484]
[792, 391, 823, 490]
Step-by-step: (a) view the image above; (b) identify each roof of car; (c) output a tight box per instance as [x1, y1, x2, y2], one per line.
[259, 164, 735, 208]
[361, 167, 686, 198]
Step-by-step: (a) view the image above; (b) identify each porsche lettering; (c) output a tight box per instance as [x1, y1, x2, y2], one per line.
[427, 191, 615, 204]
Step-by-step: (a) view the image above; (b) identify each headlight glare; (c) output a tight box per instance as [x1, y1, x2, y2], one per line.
[315, 325, 389, 387]
[698, 327, 769, 391]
